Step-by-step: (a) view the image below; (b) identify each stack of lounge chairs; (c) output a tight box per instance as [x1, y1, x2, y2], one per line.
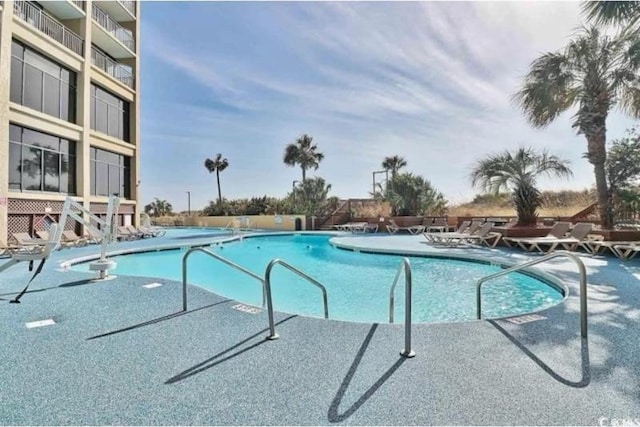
[423, 221, 502, 248]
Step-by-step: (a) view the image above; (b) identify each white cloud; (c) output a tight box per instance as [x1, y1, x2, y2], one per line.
[141, 2, 636, 210]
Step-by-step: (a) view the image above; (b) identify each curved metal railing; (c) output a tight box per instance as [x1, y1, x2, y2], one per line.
[181, 247, 266, 311]
[476, 251, 588, 339]
[264, 259, 329, 340]
[388, 257, 415, 358]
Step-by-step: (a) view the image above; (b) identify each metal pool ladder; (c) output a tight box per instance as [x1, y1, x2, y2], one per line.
[476, 251, 588, 339]
[264, 259, 329, 340]
[181, 247, 266, 311]
[388, 257, 415, 358]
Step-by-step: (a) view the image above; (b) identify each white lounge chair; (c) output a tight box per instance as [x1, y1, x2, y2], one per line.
[430, 222, 499, 248]
[424, 220, 480, 243]
[502, 222, 572, 252]
[530, 223, 595, 254]
[387, 219, 425, 234]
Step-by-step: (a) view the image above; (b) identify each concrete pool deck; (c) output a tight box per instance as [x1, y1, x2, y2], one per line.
[0, 230, 639, 425]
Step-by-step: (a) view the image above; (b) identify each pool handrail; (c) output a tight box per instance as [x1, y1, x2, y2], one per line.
[181, 247, 266, 312]
[476, 250, 588, 339]
[264, 258, 329, 340]
[388, 257, 415, 358]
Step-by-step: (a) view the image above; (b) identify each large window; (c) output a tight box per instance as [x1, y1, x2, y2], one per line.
[9, 124, 76, 194]
[90, 147, 131, 198]
[90, 84, 130, 142]
[10, 40, 76, 122]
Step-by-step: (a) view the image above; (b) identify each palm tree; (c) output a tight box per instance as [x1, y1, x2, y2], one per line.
[513, 26, 640, 229]
[382, 155, 407, 178]
[582, 1, 640, 28]
[283, 134, 324, 181]
[204, 153, 229, 205]
[470, 147, 573, 226]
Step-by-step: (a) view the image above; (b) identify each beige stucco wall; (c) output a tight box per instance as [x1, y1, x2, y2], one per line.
[182, 215, 307, 231]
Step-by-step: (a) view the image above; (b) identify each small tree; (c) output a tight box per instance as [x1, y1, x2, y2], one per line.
[607, 128, 640, 220]
[384, 173, 447, 216]
[289, 177, 332, 216]
[144, 198, 173, 217]
[470, 147, 572, 226]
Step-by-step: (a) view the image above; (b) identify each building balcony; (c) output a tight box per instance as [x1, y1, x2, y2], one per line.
[91, 46, 134, 89]
[13, 0, 84, 56]
[91, 3, 135, 59]
[40, 1, 84, 20]
[93, 0, 135, 22]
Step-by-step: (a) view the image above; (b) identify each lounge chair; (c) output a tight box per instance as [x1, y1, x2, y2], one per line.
[9, 232, 48, 255]
[530, 223, 595, 254]
[386, 219, 425, 234]
[62, 230, 89, 247]
[433, 222, 499, 248]
[118, 226, 139, 241]
[127, 225, 150, 238]
[139, 225, 166, 237]
[424, 220, 480, 243]
[426, 217, 453, 233]
[84, 228, 103, 244]
[502, 221, 572, 251]
[583, 240, 640, 259]
[610, 243, 640, 260]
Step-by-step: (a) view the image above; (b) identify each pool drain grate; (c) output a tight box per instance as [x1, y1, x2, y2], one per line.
[506, 314, 547, 324]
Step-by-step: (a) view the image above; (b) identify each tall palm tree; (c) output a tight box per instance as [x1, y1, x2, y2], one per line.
[514, 26, 640, 228]
[470, 147, 573, 226]
[382, 155, 407, 177]
[283, 134, 324, 181]
[204, 153, 229, 205]
[582, 1, 640, 28]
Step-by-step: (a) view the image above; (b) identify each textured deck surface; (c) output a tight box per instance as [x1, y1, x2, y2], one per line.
[0, 230, 639, 425]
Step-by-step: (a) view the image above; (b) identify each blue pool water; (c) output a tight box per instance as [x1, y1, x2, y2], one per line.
[74, 234, 564, 323]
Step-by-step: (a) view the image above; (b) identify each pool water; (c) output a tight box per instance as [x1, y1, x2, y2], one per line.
[74, 234, 564, 323]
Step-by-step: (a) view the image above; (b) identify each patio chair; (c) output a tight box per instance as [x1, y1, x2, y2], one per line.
[584, 241, 640, 259]
[502, 222, 571, 251]
[127, 225, 151, 238]
[363, 223, 379, 233]
[386, 219, 425, 234]
[531, 223, 595, 254]
[139, 225, 166, 237]
[610, 243, 640, 260]
[424, 220, 479, 243]
[434, 222, 498, 248]
[117, 226, 139, 241]
[84, 228, 103, 244]
[9, 232, 48, 255]
[62, 230, 89, 247]
[426, 217, 453, 233]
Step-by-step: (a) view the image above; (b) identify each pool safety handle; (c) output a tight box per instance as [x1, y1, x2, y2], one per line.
[388, 258, 415, 358]
[476, 250, 588, 339]
[264, 259, 329, 340]
[181, 247, 266, 312]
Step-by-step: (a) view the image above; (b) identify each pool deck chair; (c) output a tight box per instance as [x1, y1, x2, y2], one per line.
[431, 222, 497, 248]
[609, 243, 640, 260]
[62, 230, 89, 247]
[423, 220, 478, 243]
[387, 219, 425, 234]
[0, 225, 62, 303]
[503, 222, 572, 252]
[426, 217, 454, 233]
[531, 223, 595, 254]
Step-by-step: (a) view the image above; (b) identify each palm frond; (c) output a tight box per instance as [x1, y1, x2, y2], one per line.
[582, 1, 640, 27]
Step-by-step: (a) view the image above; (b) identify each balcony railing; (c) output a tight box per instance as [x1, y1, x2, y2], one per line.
[72, 0, 84, 11]
[13, 0, 84, 56]
[92, 3, 134, 51]
[91, 46, 134, 89]
[118, 0, 136, 17]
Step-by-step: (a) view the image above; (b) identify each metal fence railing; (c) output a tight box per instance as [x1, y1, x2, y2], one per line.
[91, 46, 134, 89]
[91, 3, 135, 51]
[13, 0, 84, 56]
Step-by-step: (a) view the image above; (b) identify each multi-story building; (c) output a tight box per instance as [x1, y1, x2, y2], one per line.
[0, 0, 140, 245]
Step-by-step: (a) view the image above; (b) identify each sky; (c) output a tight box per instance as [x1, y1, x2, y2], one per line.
[139, 1, 637, 212]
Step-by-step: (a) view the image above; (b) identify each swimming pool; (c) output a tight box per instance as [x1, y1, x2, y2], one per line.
[73, 234, 564, 323]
